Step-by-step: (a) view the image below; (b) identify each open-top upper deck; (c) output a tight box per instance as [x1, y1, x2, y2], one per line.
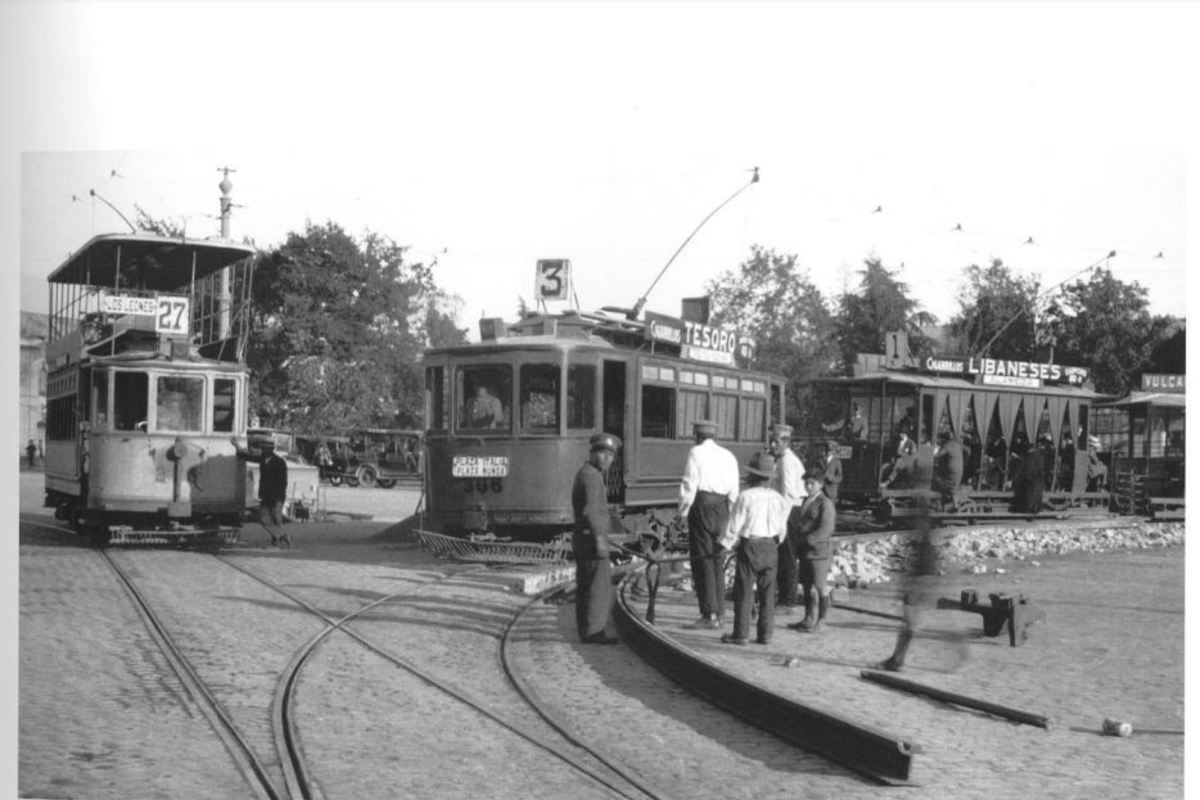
[46, 233, 256, 366]
[48, 233, 255, 289]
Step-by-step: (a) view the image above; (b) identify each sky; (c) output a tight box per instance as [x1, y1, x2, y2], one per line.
[3, 2, 1195, 338]
[2, 2, 1198, 792]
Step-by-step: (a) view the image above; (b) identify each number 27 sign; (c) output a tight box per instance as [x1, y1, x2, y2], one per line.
[100, 292, 190, 335]
[536, 259, 571, 301]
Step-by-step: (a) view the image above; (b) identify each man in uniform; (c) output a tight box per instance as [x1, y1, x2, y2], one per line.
[768, 424, 807, 613]
[719, 451, 789, 645]
[572, 433, 621, 644]
[787, 471, 836, 633]
[679, 419, 740, 629]
[231, 433, 291, 548]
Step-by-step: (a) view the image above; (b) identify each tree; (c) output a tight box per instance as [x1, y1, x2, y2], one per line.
[133, 205, 186, 237]
[247, 221, 467, 431]
[706, 245, 839, 429]
[1042, 267, 1164, 395]
[948, 259, 1041, 359]
[835, 257, 936, 369]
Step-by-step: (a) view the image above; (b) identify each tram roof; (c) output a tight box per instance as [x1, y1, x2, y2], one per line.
[814, 369, 1104, 399]
[1096, 391, 1186, 408]
[48, 233, 255, 288]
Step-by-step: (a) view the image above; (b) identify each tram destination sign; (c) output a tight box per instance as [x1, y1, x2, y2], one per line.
[451, 455, 509, 478]
[1141, 373, 1185, 393]
[920, 355, 1089, 387]
[100, 292, 191, 336]
[643, 311, 756, 367]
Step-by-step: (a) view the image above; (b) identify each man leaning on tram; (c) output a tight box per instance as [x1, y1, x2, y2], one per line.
[230, 433, 291, 549]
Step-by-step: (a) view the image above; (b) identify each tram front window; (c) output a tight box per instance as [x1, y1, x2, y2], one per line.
[458, 365, 511, 431]
[113, 372, 149, 431]
[520, 363, 559, 431]
[157, 376, 203, 432]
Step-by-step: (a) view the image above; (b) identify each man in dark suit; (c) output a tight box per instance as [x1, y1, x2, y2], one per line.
[822, 440, 843, 503]
[787, 471, 837, 633]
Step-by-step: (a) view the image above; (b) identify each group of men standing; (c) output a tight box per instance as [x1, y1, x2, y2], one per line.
[570, 419, 844, 647]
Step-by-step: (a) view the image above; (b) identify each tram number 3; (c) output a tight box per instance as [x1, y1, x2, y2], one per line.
[462, 478, 504, 494]
[155, 297, 190, 335]
[536, 259, 571, 301]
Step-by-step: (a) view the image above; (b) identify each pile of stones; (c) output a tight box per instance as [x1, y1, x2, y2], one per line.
[829, 520, 1186, 588]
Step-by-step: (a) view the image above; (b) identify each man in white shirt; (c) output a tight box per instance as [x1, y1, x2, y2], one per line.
[679, 419, 740, 629]
[768, 424, 807, 612]
[719, 451, 790, 645]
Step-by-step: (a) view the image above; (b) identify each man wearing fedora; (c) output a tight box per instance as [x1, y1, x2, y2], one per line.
[787, 471, 836, 633]
[572, 433, 622, 645]
[767, 423, 807, 613]
[719, 451, 789, 645]
[679, 419, 740, 629]
[231, 433, 291, 548]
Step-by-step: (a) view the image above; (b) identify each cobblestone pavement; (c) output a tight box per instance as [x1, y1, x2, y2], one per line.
[15, 470, 1186, 800]
[623, 547, 1185, 799]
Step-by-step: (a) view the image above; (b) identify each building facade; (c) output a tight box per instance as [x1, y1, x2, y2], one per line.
[20, 312, 48, 458]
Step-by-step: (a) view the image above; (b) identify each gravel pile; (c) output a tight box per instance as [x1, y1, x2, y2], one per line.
[829, 520, 1186, 588]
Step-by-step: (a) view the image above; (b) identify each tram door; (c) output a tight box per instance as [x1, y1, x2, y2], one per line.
[602, 360, 627, 503]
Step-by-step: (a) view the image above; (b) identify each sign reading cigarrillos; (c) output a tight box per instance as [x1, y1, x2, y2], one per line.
[921, 356, 1089, 388]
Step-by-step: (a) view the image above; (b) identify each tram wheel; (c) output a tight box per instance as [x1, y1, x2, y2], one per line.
[358, 466, 378, 489]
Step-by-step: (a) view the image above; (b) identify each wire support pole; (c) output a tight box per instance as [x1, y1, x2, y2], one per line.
[629, 167, 759, 320]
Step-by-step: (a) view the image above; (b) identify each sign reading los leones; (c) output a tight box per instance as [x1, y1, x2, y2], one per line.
[535, 259, 572, 302]
[101, 292, 190, 336]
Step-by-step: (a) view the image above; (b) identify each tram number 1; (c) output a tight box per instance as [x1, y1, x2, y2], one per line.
[462, 478, 503, 494]
[536, 259, 571, 301]
[155, 297, 190, 335]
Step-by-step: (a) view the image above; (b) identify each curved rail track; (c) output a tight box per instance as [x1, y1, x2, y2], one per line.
[23, 517, 670, 800]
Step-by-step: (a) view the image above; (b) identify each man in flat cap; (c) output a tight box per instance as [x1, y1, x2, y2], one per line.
[767, 423, 807, 613]
[572, 433, 622, 644]
[679, 419, 739, 629]
[231, 433, 291, 548]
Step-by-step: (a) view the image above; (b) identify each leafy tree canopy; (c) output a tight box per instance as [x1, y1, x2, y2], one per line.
[949, 258, 1041, 359]
[706, 245, 839, 429]
[835, 257, 935, 369]
[247, 221, 466, 432]
[1042, 267, 1167, 395]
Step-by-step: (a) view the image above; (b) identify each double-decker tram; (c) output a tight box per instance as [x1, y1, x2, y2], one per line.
[802, 333, 1109, 522]
[420, 302, 786, 552]
[43, 233, 257, 544]
[1093, 373, 1185, 519]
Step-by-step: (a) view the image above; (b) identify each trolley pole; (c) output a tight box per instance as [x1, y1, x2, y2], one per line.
[217, 167, 236, 340]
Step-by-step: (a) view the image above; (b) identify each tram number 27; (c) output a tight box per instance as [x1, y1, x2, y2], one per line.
[462, 478, 503, 494]
[155, 297, 190, 335]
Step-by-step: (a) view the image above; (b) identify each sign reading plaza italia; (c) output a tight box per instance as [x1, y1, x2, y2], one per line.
[643, 311, 756, 367]
[920, 355, 1090, 388]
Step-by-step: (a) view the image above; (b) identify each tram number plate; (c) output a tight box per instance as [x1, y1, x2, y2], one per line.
[452, 456, 509, 478]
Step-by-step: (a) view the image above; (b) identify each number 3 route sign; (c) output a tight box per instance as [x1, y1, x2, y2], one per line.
[536, 259, 572, 302]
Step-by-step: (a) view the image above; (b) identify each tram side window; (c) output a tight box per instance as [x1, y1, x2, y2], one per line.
[676, 389, 709, 438]
[47, 395, 75, 440]
[711, 394, 738, 440]
[212, 378, 236, 433]
[739, 396, 765, 442]
[113, 372, 149, 431]
[92, 370, 109, 430]
[567, 364, 595, 430]
[458, 366, 511, 431]
[641, 385, 674, 439]
[520, 363, 559, 432]
[157, 376, 204, 432]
